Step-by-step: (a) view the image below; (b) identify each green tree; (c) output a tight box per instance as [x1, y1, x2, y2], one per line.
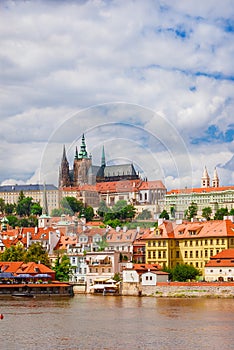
[30, 202, 42, 216]
[137, 209, 152, 220]
[53, 254, 71, 281]
[104, 218, 121, 228]
[51, 208, 64, 217]
[16, 196, 33, 217]
[113, 200, 128, 213]
[18, 190, 25, 202]
[97, 200, 109, 218]
[171, 264, 200, 282]
[159, 209, 169, 220]
[24, 242, 51, 267]
[229, 208, 234, 215]
[82, 206, 94, 221]
[5, 203, 15, 215]
[0, 243, 25, 262]
[6, 215, 18, 228]
[27, 215, 38, 227]
[202, 207, 212, 221]
[185, 202, 198, 220]
[61, 197, 83, 214]
[0, 198, 5, 214]
[17, 218, 30, 227]
[214, 207, 229, 220]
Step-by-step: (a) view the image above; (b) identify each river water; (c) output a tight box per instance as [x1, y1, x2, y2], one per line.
[1, 295, 234, 350]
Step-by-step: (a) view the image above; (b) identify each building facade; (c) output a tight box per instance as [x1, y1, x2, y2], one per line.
[164, 167, 234, 218]
[144, 219, 234, 276]
[0, 184, 59, 215]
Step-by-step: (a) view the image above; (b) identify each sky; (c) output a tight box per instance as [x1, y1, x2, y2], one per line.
[0, 0, 233, 190]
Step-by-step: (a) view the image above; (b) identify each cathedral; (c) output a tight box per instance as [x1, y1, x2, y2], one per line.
[59, 134, 140, 188]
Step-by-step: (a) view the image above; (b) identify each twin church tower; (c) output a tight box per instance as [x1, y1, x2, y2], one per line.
[59, 134, 139, 188]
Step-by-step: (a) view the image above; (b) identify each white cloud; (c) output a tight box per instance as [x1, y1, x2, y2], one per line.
[0, 0, 233, 188]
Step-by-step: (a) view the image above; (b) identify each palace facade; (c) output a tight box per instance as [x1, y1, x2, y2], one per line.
[164, 167, 234, 218]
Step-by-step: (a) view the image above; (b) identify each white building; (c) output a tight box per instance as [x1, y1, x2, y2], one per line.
[205, 249, 234, 282]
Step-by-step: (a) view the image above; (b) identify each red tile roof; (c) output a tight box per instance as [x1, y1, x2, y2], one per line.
[167, 186, 234, 195]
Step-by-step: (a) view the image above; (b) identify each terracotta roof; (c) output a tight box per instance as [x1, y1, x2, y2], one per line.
[0, 261, 55, 277]
[133, 263, 162, 271]
[167, 186, 234, 195]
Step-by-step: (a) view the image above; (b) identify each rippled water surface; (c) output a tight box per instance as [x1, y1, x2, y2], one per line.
[1, 295, 234, 349]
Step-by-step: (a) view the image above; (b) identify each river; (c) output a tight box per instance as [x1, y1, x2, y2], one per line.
[1, 295, 234, 350]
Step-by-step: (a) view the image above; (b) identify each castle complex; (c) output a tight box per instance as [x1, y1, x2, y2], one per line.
[59, 134, 139, 188]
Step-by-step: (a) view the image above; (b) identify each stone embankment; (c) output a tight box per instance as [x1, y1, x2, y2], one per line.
[142, 282, 234, 298]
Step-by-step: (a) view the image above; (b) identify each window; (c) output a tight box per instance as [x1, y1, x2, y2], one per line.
[163, 251, 166, 258]
[190, 251, 193, 258]
[184, 241, 188, 247]
[153, 251, 156, 258]
[184, 251, 188, 258]
[210, 250, 213, 256]
[196, 262, 199, 267]
[196, 251, 199, 258]
[158, 251, 162, 259]
[205, 240, 208, 245]
[216, 239, 219, 245]
[176, 251, 180, 258]
[148, 251, 151, 259]
[205, 250, 208, 258]
[210, 239, 213, 245]
[148, 241, 151, 247]
[176, 240, 179, 247]
[195, 240, 199, 246]
[190, 240, 193, 246]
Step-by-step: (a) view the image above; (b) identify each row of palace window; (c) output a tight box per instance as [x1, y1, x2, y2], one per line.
[176, 239, 226, 247]
[148, 241, 166, 247]
[182, 249, 220, 259]
[148, 251, 166, 259]
[148, 238, 232, 248]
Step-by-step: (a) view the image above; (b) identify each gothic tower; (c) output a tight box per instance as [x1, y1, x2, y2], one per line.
[201, 166, 210, 188]
[59, 145, 71, 187]
[212, 167, 219, 188]
[73, 134, 92, 186]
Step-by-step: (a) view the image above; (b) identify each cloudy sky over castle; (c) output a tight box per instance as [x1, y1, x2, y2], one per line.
[0, 0, 233, 189]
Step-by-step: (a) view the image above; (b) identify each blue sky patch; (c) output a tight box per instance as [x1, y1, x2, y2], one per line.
[192, 124, 234, 144]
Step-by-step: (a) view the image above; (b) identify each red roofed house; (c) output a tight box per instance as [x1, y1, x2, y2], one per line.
[205, 249, 234, 282]
[122, 262, 169, 296]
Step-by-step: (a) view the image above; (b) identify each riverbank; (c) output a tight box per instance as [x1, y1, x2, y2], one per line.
[140, 282, 234, 298]
[73, 281, 234, 298]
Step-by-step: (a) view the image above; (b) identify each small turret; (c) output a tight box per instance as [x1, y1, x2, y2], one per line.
[212, 167, 219, 187]
[201, 166, 210, 188]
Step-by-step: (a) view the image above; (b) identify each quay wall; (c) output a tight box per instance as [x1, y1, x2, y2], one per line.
[122, 282, 234, 298]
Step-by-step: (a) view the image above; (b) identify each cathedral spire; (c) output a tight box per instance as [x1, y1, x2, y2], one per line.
[78, 134, 88, 159]
[59, 144, 70, 187]
[101, 145, 106, 167]
[62, 145, 68, 162]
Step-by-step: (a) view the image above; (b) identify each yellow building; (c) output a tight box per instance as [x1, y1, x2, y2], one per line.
[144, 219, 234, 276]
